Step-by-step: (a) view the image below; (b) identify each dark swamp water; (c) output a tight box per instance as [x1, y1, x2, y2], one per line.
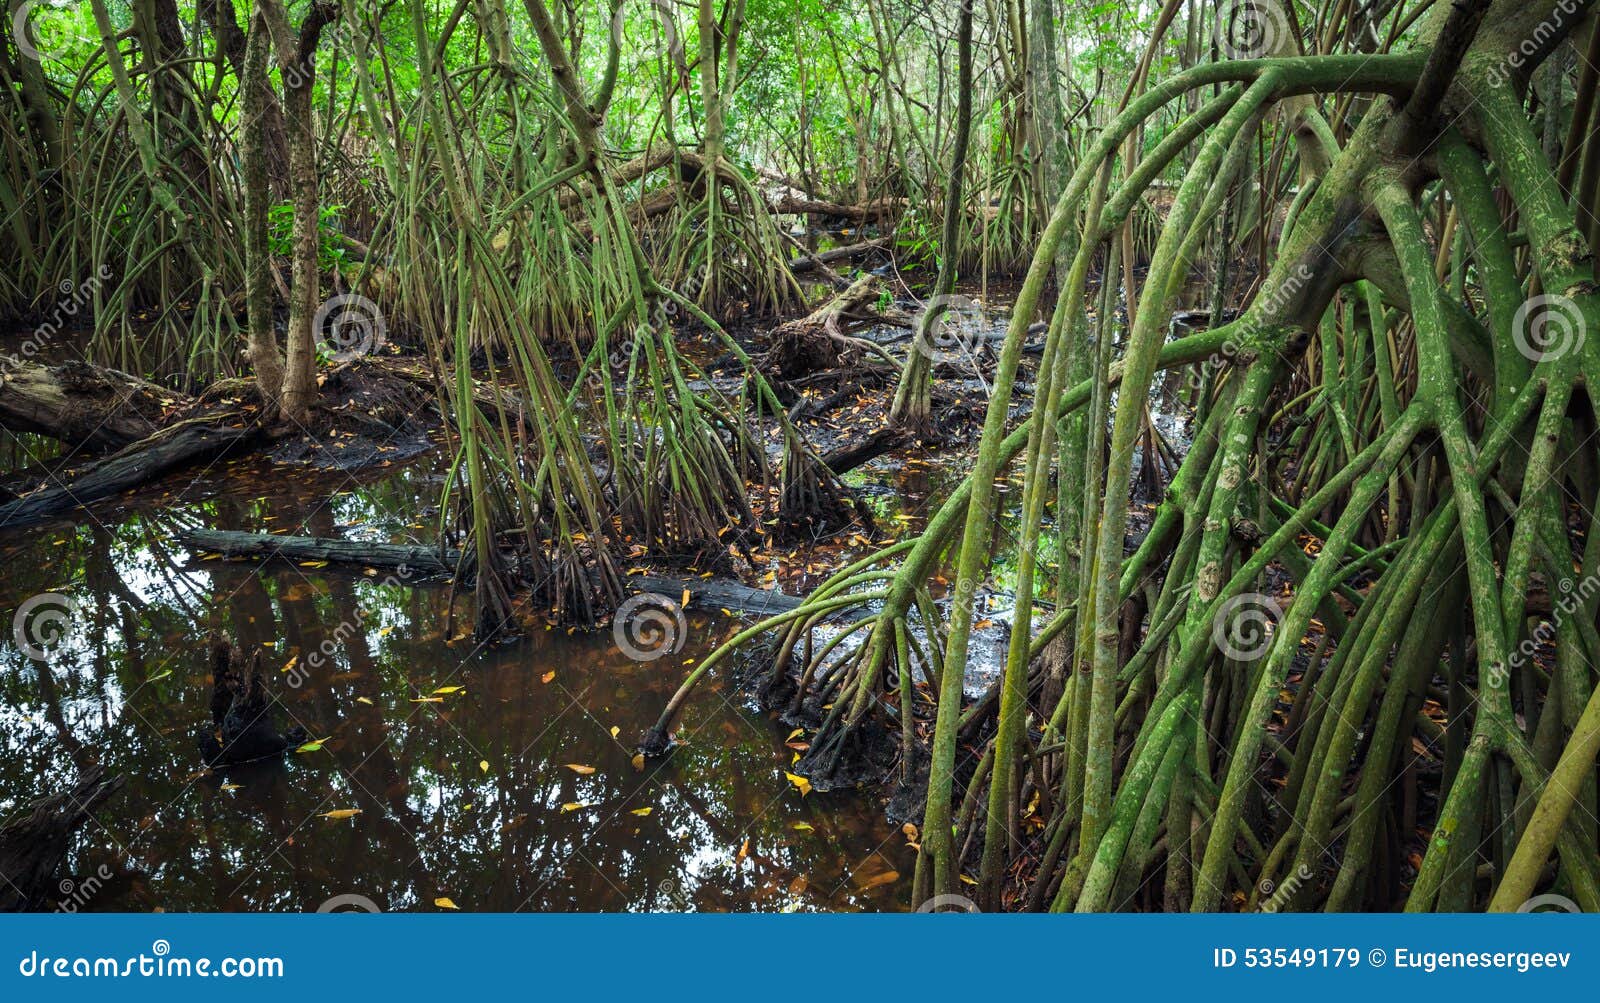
[0, 438, 926, 912]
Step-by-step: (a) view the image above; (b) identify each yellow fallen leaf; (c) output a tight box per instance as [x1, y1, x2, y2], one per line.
[541, 671, 556, 684]
[434, 897, 459, 910]
[479, 760, 489, 773]
[565, 763, 596, 775]
[631, 753, 646, 771]
[411, 696, 444, 703]
[785, 728, 805, 742]
[610, 726, 620, 739]
[321, 809, 362, 820]
[784, 771, 812, 796]
[355, 696, 374, 705]
[560, 802, 587, 813]
[792, 821, 814, 833]
[432, 685, 465, 695]
[630, 807, 653, 816]
[298, 560, 329, 568]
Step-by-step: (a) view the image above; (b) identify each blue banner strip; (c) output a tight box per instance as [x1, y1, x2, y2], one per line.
[2, 914, 1594, 999]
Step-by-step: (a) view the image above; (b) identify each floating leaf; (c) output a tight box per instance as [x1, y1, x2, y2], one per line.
[565, 763, 596, 775]
[541, 670, 556, 684]
[298, 560, 329, 569]
[785, 728, 805, 742]
[630, 807, 653, 817]
[434, 897, 459, 910]
[479, 760, 490, 773]
[792, 821, 815, 833]
[356, 696, 374, 706]
[560, 802, 588, 813]
[784, 771, 813, 796]
[410, 696, 444, 703]
[432, 685, 464, 695]
[295, 737, 330, 753]
[321, 809, 362, 820]
[609, 726, 620, 739]
[630, 753, 646, 771]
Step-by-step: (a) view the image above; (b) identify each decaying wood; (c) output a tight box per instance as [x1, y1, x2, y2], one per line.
[0, 361, 181, 451]
[177, 529, 804, 615]
[0, 420, 259, 530]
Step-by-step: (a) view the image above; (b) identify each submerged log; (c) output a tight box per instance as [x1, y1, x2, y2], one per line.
[0, 766, 123, 912]
[177, 529, 804, 615]
[0, 420, 258, 531]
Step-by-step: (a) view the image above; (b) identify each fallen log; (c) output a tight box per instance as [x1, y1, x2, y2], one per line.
[786, 238, 891, 275]
[0, 361, 181, 451]
[0, 420, 258, 531]
[177, 529, 804, 615]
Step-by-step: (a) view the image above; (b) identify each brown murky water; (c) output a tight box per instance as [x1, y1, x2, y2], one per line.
[0, 445, 916, 912]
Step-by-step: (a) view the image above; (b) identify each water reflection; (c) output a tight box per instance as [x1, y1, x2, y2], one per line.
[0, 454, 912, 912]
